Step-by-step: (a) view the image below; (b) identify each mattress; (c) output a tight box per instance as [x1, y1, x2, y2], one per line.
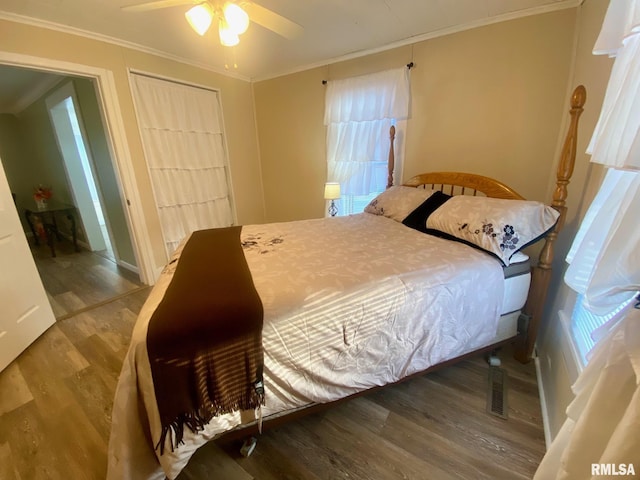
[491, 252, 531, 343]
[108, 213, 516, 480]
[502, 252, 531, 315]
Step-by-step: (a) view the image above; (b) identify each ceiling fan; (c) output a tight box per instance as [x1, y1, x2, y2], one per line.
[122, 0, 303, 47]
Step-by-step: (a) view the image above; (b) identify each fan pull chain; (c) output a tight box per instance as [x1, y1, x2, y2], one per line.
[223, 46, 239, 70]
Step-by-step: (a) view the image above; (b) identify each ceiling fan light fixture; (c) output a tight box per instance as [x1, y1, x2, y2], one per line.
[185, 3, 214, 36]
[218, 19, 240, 46]
[223, 2, 249, 35]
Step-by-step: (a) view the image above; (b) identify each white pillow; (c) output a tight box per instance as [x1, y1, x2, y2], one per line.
[426, 196, 559, 265]
[365, 186, 435, 222]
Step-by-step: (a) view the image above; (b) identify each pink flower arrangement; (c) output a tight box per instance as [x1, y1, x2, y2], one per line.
[34, 185, 53, 202]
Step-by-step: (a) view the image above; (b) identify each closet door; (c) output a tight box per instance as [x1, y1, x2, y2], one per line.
[130, 74, 235, 256]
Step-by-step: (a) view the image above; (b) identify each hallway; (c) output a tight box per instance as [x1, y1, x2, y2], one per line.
[30, 237, 144, 320]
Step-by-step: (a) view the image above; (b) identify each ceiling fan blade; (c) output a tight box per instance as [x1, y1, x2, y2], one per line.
[121, 0, 194, 12]
[243, 3, 303, 40]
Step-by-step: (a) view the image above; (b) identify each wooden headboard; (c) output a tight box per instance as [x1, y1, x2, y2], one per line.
[403, 172, 525, 200]
[391, 85, 587, 362]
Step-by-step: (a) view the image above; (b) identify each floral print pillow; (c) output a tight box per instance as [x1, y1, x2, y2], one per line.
[426, 196, 560, 265]
[365, 186, 436, 222]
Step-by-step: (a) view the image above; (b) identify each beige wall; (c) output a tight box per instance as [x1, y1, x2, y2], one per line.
[254, 9, 577, 222]
[538, 0, 613, 440]
[406, 11, 576, 202]
[0, 19, 265, 277]
[253, 67, 328, 222]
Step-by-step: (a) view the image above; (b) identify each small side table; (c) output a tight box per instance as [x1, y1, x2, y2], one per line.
[24, 200, 79, 257]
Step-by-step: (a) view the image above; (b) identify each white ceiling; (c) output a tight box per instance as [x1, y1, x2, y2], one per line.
[0, 0, 579, 81]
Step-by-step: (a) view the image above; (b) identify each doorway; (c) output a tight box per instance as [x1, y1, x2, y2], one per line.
[0, 65, 144, 320]
[46, 81, 114, 260]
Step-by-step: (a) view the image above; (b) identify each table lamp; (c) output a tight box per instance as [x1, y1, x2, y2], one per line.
[324, 182, 340, 217]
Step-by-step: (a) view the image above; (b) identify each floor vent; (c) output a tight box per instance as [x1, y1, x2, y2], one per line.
[487, 366, 509, 419]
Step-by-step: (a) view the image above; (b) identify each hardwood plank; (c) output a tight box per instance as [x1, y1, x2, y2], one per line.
[45, 403, 107, 480]
[31, 242, 144, 320]
[310, 409, 459, 480]
[52, 291, 88, 316]
[0, 441, 21, 480]
[366, 359, 545, 477]
[380, 410, 530, 480]
[219, 429, 322, 480]
[65, 365, 116, 440]
[179, 441, 254, 480]
[0, 402, 67, 480]
[46, 291, 68, 318]
[73, 334, 124, 386]
[0, 362, 33, 415]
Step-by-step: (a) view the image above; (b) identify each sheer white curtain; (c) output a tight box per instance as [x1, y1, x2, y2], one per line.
[565, 169, 639, 316]
[535, 1, 640, 478]
[535, 305, 640, 480]
[324, 68, 410, 215]
[130, 74, 234, 255]
[564, 0, 640, 324]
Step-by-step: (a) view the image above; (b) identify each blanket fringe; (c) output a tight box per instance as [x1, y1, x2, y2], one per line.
[156, 384, 265, 454]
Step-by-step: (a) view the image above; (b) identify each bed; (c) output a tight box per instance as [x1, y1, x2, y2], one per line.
[107, 86, 586, 480]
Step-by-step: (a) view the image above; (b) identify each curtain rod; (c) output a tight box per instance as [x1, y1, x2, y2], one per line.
[322, 62, 414, 85]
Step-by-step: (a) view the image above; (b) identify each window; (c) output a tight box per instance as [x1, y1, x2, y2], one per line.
[570, 294, 636, 365]
[563, 0, 640, 364]
[564, 159, 640, 367]
[324, 68, 410, 216]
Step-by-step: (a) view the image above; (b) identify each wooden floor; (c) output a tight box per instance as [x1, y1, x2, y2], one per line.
[0, 260, 546, 479]
[30, 238, 145, 320]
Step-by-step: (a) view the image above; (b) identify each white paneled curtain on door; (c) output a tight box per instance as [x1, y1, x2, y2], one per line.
[130, 74, 234, 255]
[324, 68, 410, 215]
[534, 1, 640, 479]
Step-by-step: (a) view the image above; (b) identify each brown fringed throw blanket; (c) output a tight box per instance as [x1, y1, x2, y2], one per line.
[146, 227, 265, 454]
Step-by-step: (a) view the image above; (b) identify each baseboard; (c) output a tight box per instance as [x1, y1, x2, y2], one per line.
[117, 260, 139, 274]
[534, 353, 553, 449]
[43, 231, 141, 276]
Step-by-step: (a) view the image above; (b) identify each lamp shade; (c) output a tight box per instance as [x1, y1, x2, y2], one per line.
[324, 182, 341, 200]
[223, 2, 249, 35]
[218, 19, 240, 46]
[185, 3, 214, 36]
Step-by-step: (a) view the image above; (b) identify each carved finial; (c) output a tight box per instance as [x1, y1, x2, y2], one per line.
[571, 85, 586, 109]
[387, 126, 396, 189]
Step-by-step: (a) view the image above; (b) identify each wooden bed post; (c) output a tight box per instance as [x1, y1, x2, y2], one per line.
[387, 125, 396, 189]
[514, 85, 586, 363]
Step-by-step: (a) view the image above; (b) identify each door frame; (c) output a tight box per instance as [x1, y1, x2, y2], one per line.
[0, 52, 155, 284]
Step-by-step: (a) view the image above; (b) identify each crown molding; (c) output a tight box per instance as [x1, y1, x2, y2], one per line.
[0, 0, 584, 85]
[251, 0, 583, 82]
[0, 11, 251, 83]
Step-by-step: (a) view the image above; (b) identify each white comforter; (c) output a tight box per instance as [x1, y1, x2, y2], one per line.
[107, 213, 505, 480]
